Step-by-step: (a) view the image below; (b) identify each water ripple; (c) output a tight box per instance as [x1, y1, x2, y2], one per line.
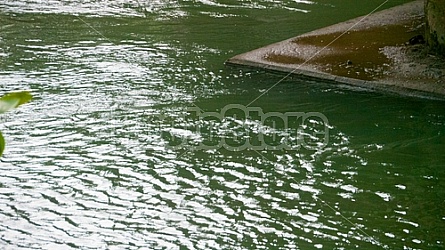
[1, 1, 445, 249]
[1, 0, 314, 18]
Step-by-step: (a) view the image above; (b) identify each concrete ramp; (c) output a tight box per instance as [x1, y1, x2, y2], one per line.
[226, 0, 445, 100]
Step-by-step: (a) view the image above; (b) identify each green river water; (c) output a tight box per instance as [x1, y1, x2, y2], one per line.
[1, 0, 444, 249]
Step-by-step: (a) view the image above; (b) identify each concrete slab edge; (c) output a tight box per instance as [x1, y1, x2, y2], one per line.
[225, 0, 445, 102]
[225, 58, 445, 101]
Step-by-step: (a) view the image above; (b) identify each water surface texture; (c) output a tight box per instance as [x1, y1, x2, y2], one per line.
[1, 0, 444, 249]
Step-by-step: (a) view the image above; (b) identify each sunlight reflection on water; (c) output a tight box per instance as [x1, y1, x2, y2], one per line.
[1, 0, 444, 249]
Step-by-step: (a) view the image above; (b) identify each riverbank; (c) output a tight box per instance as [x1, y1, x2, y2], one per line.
[226, 0, 445, 100]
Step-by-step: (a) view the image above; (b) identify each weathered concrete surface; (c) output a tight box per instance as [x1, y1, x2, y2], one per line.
[425, 0, 445, 55]
[226, 0, 445, 100]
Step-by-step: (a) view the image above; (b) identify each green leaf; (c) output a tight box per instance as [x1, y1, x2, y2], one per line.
[0, 91, 33, 114]
[0, 130, 4, 156]
[0, 91, 32, 157]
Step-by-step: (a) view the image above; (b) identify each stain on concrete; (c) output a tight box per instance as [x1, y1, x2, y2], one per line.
[265, 21, 423, 81]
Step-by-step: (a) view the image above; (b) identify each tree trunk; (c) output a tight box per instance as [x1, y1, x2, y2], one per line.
[425, 0, 445, 56]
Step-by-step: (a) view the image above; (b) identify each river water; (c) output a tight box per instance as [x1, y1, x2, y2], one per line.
[1, 0, 444, 249]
